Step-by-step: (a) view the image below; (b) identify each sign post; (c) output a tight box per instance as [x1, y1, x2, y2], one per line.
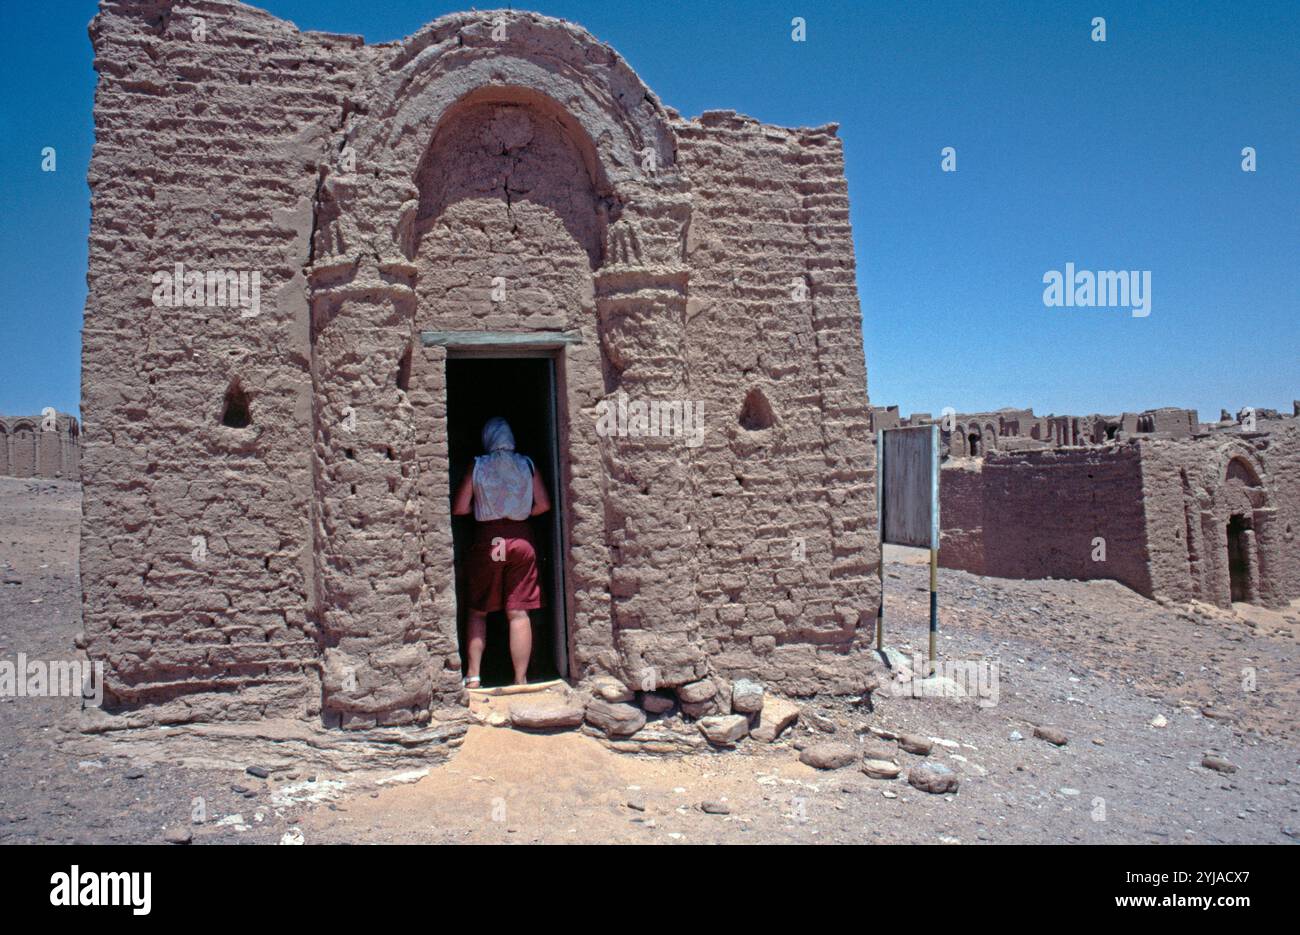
[877, 424, 941, 671]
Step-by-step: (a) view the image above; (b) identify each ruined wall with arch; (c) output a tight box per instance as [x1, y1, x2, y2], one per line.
[1141, 425, 1300, 608]
[0, 414, 79, 479]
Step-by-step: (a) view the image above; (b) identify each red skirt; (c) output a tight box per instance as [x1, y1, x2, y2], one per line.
[466, 519, 544, 613]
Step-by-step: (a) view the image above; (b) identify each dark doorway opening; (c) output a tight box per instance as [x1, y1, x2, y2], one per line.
[1226, 513, 1252, 603]
[446, 356, 568, 687]
[967, 432, 981, 456]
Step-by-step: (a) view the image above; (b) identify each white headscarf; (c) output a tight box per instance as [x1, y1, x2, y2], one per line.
[471, 417, 534, 521]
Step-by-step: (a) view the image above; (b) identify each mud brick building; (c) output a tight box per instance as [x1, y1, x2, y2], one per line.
[931, 409, 1300, 609]
[0, 413, 81, 480]
[80, 2, 879, 727]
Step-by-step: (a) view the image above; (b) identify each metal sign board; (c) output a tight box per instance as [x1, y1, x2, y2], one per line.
[878, 424, 939, 549]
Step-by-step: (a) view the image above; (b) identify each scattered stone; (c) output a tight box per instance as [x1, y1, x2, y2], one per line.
[897, 733, 933, 756]
[246, 765, 270, 779]
[163, 827, 193, 844]
[804, 710, 837, 733]
[509, 697, 586, 730]
[590, 675, 634, 703]
[680, 699, 719, 719]
[678, 679, 718, 704]
[486, 710, 510, 727]
[861, 739, 897, 761]
[640, 692, 675, 714]
[280, 828, 305, 845]
[1150, 714, 1168, 728]
[730, 678, 764, 714]
[626, 798, 646, 812]
[750, 696, 800, 743]
[697, 714, 749, 746]
[124, 768, 146, 780]
[700, 800, 731, 815]
[861, 759, 902, 780]
[1033, 726, 1068, 746]
[585, 700, 647, 737]
[800, 742, 857, 770]
[1008, 730, 1024, 742]
[1202, 755, 1237, 774]
[908, 762, 959, 795]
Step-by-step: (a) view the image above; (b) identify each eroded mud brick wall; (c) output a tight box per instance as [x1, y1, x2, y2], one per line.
[82, 1, 881, 725]
[81, 1, 365, 718]
[937, 461, 984, 575]
[940, 446, 1152, 596]
[1266, 421, 1300, 597]
[677, 114, 878, 696]
[1138, 421, 1300, 608]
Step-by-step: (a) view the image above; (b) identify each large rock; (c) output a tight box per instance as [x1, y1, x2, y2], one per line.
[1201, 754, 1237, 774]
[509, 697, 586, 730]
[898, 733, 933, 756]
[640, 691, 676, 715]
[861, 739, 898, 761]
[163, 826, 193, 844]
[750, 695, 800, 743]
[861, 759, 902, 780]
[585, 699, 646, 737]
[680, 699, 719, 719]
[799, 742, 858, 770]
[731, 678, 764, 714]
[1034, 725, 1069, 747]
[908, 762, 959, 794]
[678, 679, 718, 704]
[590, 676, 634, 704]
[697, 714, 749, 747]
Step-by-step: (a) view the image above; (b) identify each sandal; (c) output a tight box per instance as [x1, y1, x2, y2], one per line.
[463, 675, 482, 689]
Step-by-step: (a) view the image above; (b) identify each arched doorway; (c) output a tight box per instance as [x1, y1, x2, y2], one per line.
[302, 16, 696, 725]
[1225, 513, 1253, 603]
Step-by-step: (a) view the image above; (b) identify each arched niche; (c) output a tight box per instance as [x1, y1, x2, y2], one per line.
[411, 86, 609, 268]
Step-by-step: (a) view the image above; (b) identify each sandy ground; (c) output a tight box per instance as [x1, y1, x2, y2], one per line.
[1, 478, 1296, 844]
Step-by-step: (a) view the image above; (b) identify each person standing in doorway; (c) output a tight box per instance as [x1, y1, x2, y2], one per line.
[452, 416, 551, 687]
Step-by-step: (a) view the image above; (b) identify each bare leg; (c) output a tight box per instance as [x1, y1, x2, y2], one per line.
[465, 611, 487, 684]
[506, 609, 532, 685]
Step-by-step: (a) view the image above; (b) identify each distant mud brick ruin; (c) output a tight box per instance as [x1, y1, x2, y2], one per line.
[80, 2, 879, 732]
[0, 413, 80, 479]
[872, 404, 1300, 609]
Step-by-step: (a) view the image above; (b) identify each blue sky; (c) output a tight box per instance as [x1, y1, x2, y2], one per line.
[1, 0, 1295, 421]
